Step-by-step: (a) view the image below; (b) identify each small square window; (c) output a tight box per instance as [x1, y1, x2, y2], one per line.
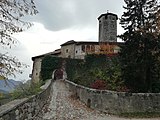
[82, 45, 85, 52]
[66, 49, 68, 53]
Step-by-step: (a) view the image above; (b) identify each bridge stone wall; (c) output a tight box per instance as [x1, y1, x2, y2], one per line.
[0, 80, 52, 120]
[65, 79, 160, 114]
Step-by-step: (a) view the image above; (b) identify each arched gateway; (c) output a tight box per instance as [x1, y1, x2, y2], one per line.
[52, 68, 67, 80]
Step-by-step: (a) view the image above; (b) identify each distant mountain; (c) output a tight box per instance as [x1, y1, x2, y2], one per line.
[0, 79, 22, 93]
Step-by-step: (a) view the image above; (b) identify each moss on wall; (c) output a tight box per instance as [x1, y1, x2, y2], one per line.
[41, 54, 123, 91]
[41, 56, 63, 81]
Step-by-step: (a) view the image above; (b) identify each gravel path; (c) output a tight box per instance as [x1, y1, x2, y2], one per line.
[42, 80, 160, 120]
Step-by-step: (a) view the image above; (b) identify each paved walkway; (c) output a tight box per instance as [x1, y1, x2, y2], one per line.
[42, 80, 160, 120]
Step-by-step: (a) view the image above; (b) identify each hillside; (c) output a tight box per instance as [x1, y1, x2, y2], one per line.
[0, 79, 22, 93]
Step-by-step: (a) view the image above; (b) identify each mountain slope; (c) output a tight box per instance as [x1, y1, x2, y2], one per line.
[0, 79, 22, 93]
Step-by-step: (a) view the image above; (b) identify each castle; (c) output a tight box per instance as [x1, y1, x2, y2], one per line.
[31, 12, 122, 83]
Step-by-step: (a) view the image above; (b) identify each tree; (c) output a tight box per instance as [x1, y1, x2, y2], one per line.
[119, 0, 160, 92]
[0, 0, 38, 78]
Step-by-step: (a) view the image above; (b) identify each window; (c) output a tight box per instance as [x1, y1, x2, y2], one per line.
[66, 49, 68, 53]
[76, 50, 78, 53]
[91, 45, 95, 52]
[86, 45, 90, 52]
[82, 45, 85, 52]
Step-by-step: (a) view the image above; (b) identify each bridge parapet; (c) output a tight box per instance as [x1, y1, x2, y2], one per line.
[0, 80, 52, 120]
[64, 79, 160, 114]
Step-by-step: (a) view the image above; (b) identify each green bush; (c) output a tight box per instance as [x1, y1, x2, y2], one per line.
[11, 82, 42, 99]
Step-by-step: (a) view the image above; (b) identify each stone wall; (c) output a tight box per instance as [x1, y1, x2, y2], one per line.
[98, 13, 117, 42]
[61, 44, 75, 58]
[32, 58, 42, 83]
[0, 80, 52, 120]
[65, 80, 160, 114]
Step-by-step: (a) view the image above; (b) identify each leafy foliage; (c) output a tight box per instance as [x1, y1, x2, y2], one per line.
[0, 93, 12, 106]
[85, 54, 107, 69]
[65, 58, 84, 84]
[87, 55, 124, 91]
[66, 54, 124, 91]
[0, 80, 42, 105]
[41, 54, 124, 91]
[0, 53, 28, 78]
[0, 0, 38, 46]
[41, 56, 63, 80]
[90, 80, 106, 90]
[119, 0, 160, 92]
[0, 0, 38, 78]
[11, 81, 42, 99]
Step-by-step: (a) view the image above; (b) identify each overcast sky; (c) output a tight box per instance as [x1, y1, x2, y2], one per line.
[6, 0, 125, 81]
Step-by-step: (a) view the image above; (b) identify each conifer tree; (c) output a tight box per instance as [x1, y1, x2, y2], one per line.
[119, 0, 160, 92]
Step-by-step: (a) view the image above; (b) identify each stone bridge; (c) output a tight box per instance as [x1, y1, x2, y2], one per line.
[0, 79, 160, 120]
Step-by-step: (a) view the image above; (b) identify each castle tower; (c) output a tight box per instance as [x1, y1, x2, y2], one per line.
[98, 12, 118, 42]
